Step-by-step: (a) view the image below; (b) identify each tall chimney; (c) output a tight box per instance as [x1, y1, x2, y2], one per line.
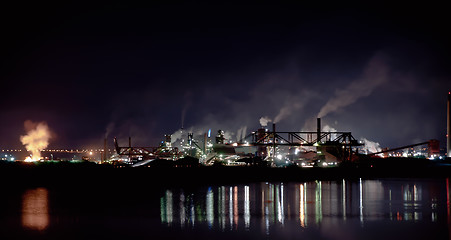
[272, 123, 277, 145]
[447, 92, 451, 157]
[317, 118, 321, 143]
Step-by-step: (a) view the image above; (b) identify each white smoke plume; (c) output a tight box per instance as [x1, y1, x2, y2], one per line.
[259, 116, 272, 127]
[236, 126, 248, 142]
[223, 130, 233, 142]
[322, 124, 338, 140]
[317, 54, 390, 118]
[170, 128, 183, 145]
[322, 124, 337, 133]
[361, 138, 382, 154]
[104, 122, 115, 138]
[20, 120, 52, 161]
[274, 102, 302, 123]
[322, 124, 382, 154]
[181, 91, 193, 129]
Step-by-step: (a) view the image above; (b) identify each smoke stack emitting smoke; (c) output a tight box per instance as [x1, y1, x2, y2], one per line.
[20, 120, 52, 161]
[259, 102, 303, 127]
[259, 116, 272, 127]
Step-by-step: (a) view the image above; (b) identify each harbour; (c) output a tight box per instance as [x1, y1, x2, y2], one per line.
[1, 173, 451, 240]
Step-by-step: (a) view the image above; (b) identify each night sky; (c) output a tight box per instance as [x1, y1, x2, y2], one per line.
[1, 1, 450, 150]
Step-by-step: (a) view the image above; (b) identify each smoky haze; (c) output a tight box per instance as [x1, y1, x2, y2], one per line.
[317, 53, 390, 119]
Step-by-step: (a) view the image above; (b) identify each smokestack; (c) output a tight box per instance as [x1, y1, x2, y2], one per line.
[272, 123, 277, 160]
[317, 118, 321, 143]
[448, 92, 451, 157]
[204, 133, 207, 153]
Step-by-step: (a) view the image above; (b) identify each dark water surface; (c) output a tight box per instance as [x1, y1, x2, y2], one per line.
[1, 178, 450, 239]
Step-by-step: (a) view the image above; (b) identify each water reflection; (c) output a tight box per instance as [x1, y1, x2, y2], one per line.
[160, 179, 446, 234]
[22, 188, 49, 231]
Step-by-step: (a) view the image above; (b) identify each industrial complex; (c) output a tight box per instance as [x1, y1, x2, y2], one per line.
[95, 92, 451, 166]
[110, 117, 442, 168]
[1, 92, 450, 167]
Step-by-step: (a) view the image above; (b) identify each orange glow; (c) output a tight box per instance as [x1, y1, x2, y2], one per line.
[22, 188, 49, 231]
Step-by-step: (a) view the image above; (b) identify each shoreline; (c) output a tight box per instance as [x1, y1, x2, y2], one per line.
[1, 159, 451, 188]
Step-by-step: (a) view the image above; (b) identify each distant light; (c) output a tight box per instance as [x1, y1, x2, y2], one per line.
[277, 154, 282, 160]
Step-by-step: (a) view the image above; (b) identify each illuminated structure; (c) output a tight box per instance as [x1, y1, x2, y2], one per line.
[368, 140, 441, 159]
[113, 137, 181, 161]
[112, 110, 446, 165]
[110, 118, 363, 166]
[250, 118, 363, 162]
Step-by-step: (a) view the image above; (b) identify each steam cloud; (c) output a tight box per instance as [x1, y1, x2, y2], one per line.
[259, 116, 272, 127]
[323, 124, 382, 154]
[274, 102, 302, 123]
[322, 124, 337, 137]
[20, 120, 52, 161]
[170, 129, 183, 145]
[361, 138, 382, 154]
[104, 122, 115, 138]
[181, 91, 193, 129]
[322, 124, 337, 133]
[317, 54, 390, 118]
[236, 126, 248, 142]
